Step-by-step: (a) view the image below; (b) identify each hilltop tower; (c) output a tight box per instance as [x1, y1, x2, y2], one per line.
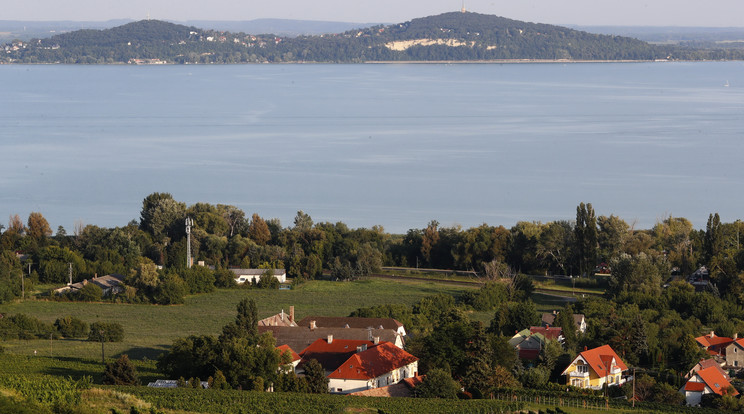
[461, 1, 466, 13]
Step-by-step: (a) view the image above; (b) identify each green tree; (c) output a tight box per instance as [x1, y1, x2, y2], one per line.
[575, 202, 598, 276]
[597, 214, 629, 260]
[139, 192, 186, 242]
[88, 322, 124, 342]
[421, 220, 440, 267]
[154, 273, 187, 305]
[302, 358, 329, 393]
[76, 282, 103, 302]
[103, 354, 139, 385]
[704, 213, 723, 265]
[54, 316, 89, 338]
[414, 368, 459, 399]
[554, 304, 578, 352]
[293, 211, 313, 232]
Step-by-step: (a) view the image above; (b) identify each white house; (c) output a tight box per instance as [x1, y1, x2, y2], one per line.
[230, 268, 286, 284]
[682, 366, 738, 406]
[326, 342, 418, 394]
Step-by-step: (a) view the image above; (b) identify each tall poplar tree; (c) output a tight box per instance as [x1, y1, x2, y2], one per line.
[574, 202, 597, 276]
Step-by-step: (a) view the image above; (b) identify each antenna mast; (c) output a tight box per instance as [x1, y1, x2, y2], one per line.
[186, 217, 193, 268]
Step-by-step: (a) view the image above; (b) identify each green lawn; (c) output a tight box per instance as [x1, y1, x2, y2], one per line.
[0, 279, 476, 360]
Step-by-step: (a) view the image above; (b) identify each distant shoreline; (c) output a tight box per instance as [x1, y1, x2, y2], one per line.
[4, 59, 742, 65]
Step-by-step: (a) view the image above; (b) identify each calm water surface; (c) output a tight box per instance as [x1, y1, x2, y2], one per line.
[1, 62, 743, 232]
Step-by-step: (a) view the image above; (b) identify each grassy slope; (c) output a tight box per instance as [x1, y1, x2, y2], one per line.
[0, 279, 476, 360]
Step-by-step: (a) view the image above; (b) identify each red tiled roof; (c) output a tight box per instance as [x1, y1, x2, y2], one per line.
[694, 366, 738, 396]
[684, 382, 706, 392]
[299, 338, 377, 372]
[402, 375, 426, 389]
[328, 342, 418, 381]
[277, 345, 301, 362]
[530, 326, 563, 340]
[696, 333, 734, 349]
[578, 345, 628, 377]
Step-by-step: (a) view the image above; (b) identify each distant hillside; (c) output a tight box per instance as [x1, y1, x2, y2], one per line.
[182, 19, 380, 37]
[3, 12, 742, 64]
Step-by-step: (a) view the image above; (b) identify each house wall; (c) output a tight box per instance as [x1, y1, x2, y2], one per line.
[329, 378, 370, 394]
[564, 362, 623, 389]
[726, 344, 744, 368]
[328, 361, 418, 394]
[234, 273, 287, 284]
[685, 390, 704, 406]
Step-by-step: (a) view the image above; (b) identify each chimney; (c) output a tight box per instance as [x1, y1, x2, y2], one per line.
[584, 346, 588, 351]
[290, 306, 294, 323]
[327, 334, 333, 344]
[711, 331, 715, 338]
[310, 320, 316, 330]
[735, 333, 739, 340]
[281, 309, 285, 322]
[357, 344, 367, 353]
[373, 336, 380, 345]
[553, 310, 557, 315]
[94, 273, 98, 279]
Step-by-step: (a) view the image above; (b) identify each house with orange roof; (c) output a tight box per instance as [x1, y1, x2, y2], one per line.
[296, 336, 418, 394]
[682, 365, 738, 406]
[560, 345, 628, 390]
[695, 331, 734, 360]
[327, 341, 418, 394]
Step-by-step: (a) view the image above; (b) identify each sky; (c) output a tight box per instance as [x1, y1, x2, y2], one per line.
[6, 0, 744, 27]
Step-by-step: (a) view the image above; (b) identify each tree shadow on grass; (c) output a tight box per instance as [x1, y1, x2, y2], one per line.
[113, 345, 168, 361]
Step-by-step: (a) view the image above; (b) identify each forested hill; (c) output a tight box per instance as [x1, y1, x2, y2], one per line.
[3, 12, 741, 63]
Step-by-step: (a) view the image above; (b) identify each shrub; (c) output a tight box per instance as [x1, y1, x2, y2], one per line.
[76, 282, 103, 302]
[415, 368, 460, 399]
[54, 316, 89, 338]
[103, 354, 139, 385]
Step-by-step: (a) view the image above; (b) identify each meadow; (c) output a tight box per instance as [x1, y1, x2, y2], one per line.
[0, 278, 479, 360]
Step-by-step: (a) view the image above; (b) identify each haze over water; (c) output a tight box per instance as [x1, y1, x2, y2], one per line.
[1, 62, 742, 233]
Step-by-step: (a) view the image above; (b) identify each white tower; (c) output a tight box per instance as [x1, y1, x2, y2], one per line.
[185, 217, 194, 268]
[461, 1, 466, 13]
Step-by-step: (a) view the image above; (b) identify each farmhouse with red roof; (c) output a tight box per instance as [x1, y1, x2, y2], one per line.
[297, 336, 418, 394]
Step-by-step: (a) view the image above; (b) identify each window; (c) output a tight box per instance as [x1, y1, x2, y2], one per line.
[577, 365, 588, 373]
[736, 361, 739, 367]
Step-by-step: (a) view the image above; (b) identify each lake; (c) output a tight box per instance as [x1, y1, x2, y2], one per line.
[1, 62, 743, 233]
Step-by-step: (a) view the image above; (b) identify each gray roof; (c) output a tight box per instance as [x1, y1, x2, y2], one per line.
[258, 326, 403, 354]
[296, 316, 403, 331]
[229, 268, 286, 276]
[60, 274, 125, 293]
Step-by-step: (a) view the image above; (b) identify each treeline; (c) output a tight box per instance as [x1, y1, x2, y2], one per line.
[4, 13, 742, 64]
[1, 194, 743, 302]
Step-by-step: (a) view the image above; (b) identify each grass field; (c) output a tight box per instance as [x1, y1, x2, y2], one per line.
[0, 278, 477, 360]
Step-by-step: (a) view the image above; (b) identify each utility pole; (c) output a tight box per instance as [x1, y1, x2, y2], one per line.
[632, 367, 636, 408]
[100, 329, 106, 365]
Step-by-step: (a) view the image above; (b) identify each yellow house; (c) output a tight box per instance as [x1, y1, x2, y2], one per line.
[561, 345, 628, 390]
